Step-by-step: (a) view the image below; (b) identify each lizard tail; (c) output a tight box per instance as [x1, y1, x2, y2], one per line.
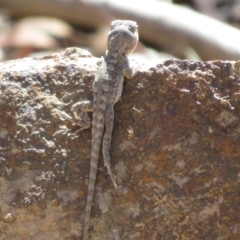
[83, 111, 104, 240]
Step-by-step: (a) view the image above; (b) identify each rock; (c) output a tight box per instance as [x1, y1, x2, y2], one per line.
[0, 47, 240, 239]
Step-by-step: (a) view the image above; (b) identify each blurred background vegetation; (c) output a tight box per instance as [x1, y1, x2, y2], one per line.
[0, 0, 240, 62]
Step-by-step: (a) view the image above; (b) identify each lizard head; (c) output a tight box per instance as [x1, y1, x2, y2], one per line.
[107, 20, 138, 58]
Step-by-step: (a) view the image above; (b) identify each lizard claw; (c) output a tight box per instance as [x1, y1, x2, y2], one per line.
[108, 170, 118, 190]
[111, 175, 118, 190]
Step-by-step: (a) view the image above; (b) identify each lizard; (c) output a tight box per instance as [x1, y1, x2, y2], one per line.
[71, 19, 139, 240]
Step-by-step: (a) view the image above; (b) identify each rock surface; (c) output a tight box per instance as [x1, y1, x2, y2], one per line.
[0, 48, 240, 239]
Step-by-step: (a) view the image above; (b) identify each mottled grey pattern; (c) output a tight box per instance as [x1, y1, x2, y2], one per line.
[71, 20, 139, 240]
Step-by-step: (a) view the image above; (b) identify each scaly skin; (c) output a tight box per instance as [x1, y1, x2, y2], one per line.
[72, 20, 139, 240]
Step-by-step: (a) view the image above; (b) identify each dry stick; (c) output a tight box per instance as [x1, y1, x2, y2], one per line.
[2, 0, 240, 60]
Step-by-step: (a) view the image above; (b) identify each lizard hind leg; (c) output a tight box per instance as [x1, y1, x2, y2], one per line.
[71, 100, 93, 131]
[102, 104, 118, 190]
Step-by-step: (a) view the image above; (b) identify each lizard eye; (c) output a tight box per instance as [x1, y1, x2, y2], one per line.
[129, 24, 138, 33]
[111, 20, 121, 29]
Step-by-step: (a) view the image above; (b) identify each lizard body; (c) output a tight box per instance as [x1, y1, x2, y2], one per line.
[71, 20, 139, 240]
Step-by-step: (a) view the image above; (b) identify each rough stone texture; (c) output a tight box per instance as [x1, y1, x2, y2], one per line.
[0, 48, 240, 239]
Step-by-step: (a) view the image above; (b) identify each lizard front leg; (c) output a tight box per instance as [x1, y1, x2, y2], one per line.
[71, 100, 93, 131]
[123, 57, 139, 79]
